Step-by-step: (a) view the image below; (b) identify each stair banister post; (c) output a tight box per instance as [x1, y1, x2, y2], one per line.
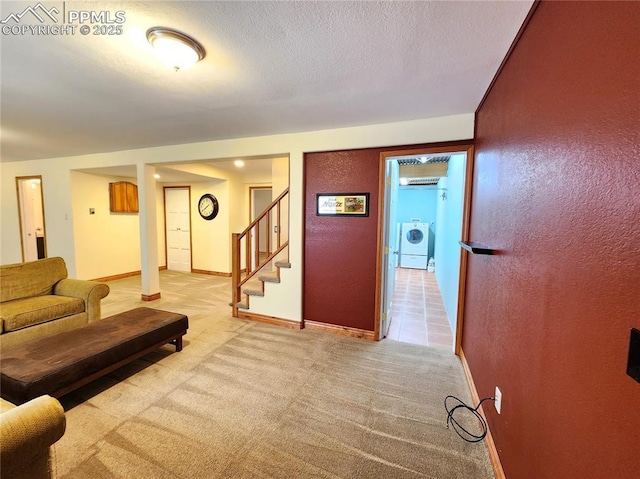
[246, 230, 252, 277]
[276, 200, 281, 248]
[231, 233, 241, 317]
[266, 210, 271, 258]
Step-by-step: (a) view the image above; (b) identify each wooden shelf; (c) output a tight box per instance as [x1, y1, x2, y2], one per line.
[459, 241, 495, 255]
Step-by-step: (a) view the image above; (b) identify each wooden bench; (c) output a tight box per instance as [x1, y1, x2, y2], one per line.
[0, 307, 188, 405]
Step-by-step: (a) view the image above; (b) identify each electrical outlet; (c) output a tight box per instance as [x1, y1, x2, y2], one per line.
[494, 386, 502, 414]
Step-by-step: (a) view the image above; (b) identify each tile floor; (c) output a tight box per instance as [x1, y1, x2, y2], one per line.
[386, 267, 454, 350]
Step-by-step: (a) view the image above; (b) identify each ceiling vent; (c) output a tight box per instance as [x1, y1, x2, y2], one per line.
[396, 155, 451, 166]
[404, 177, 441, 186]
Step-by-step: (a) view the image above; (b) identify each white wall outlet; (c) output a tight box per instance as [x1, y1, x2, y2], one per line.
[495, 386, 502, 414]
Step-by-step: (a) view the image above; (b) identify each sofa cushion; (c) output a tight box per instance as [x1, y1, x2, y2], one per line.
[0, 257, 68, 303]
[0, 296, 84, 333]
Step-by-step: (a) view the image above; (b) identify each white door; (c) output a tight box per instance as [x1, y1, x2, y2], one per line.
[165, 188, 191, 272]
[380, 159, 400, 339]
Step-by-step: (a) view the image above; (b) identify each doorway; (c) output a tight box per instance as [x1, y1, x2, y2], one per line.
[164, 187, 192, 272]
[16, 176, 47, 262]
[377, 145, 474, 355]
[250, 187, 272, 267]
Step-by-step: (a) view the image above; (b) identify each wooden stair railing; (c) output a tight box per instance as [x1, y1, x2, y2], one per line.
[232, 188, 289, 316]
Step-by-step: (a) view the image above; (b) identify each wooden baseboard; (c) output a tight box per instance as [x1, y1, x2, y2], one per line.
[92, 270, 142, 282]
[459, 348, 506, 479]
[304, 320, 376, 341]
[236, 311, 302, 330]
[191, 269, 232, 277]
[91, 266, 167, 282]
[141, 292, 161, 301]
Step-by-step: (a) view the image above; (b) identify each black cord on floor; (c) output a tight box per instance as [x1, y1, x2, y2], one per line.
[444, 395, 495, 443]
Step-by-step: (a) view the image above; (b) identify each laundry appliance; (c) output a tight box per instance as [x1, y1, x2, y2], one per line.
[400, 222, 431, 269]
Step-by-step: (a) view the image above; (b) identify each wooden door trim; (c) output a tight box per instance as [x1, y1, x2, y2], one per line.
[15, 175, 47, 262]
[375, 144, 474, 356]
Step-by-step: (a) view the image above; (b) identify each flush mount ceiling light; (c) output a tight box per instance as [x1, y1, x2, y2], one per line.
[146, 27, 205, 71]
[234, 160, 245, 168]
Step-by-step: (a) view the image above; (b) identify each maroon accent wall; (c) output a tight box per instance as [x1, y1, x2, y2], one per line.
[304, 148, 380, 331]
[465, 2, 640, 478]
[304, 141, 469, 330]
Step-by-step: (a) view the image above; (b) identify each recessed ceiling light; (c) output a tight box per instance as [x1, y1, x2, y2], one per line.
[146, 27, 205, 71]
[234, 160, 245, 168]
[153, 174, 161, 179]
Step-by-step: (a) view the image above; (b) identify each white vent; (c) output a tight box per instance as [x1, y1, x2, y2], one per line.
[404, 177, 440, 185]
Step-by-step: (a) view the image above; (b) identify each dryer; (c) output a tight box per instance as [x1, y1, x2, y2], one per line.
[400, 222, 430, 269]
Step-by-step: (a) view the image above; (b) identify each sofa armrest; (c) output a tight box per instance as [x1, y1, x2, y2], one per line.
[54, 279, 110, 322]
[0, 395, 66, 477]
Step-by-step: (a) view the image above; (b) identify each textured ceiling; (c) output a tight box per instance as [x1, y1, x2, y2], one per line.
[0, 1, 533, 162]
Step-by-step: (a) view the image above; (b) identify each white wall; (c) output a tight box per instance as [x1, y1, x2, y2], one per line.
[271, 156, 290, 250]
[0, 114, 474, 321]
[190, 180, 231, 273]
[434, 154, 466, 332]
[156, 182, 166, 268]
[70, 171, 141, 279]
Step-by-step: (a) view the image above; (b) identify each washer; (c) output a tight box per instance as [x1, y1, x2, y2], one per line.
[400, 222, 430, 269]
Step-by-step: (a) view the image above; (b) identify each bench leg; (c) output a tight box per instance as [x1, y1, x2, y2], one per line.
[173, 336, 183, 352]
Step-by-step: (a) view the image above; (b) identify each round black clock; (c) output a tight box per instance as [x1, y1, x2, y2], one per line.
[198, 193, 219, 220]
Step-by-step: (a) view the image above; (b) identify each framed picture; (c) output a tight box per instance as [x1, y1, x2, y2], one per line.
[316, 193, 369, 217]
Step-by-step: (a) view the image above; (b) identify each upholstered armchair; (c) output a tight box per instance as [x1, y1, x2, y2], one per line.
[0, 395, 66, 479]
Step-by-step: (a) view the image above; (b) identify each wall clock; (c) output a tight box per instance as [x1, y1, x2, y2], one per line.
[198, 193, 219, 220]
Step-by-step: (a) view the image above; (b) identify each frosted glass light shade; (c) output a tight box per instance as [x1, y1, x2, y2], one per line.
[147, 27, 205, 71]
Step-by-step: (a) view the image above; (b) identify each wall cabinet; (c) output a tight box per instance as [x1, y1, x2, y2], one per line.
[109, 181, 139, 213]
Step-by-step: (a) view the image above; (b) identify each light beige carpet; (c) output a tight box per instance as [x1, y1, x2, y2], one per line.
[53, 272, 494, 479]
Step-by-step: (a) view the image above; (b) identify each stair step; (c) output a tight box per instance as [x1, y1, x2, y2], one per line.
[236, 301, 249, 310]
[243, 288, 264, 297]
[274, 261, 291, 269]
[258, 273, 280, 283]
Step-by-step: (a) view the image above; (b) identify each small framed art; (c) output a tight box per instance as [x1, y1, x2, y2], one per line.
[316, 193, 369, 217]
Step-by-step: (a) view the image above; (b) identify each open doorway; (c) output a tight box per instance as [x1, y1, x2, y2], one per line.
[250, 186, 272, 267]
[16, 176, 47, 262]
[377, 146, 473, 354]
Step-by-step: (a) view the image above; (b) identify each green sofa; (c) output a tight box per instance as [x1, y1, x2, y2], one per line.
[0, 257, 110, 349]
[0, 395, 66, 479]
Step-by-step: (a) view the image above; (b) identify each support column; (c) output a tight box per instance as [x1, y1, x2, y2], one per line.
[136, 163, 161, 301]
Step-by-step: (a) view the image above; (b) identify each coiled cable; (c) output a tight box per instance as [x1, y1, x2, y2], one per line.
[444, 395, 495, 443]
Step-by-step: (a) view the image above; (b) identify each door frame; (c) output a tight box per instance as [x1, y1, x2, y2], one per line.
[15, 175, 48, 262]
[375, 144, 474, 355]
[379, 158, 400, 339]
[163, 186, 192, 272]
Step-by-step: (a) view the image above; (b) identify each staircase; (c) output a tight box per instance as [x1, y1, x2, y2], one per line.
[235, 260, 292, 311]
[231, 188, 289, 317]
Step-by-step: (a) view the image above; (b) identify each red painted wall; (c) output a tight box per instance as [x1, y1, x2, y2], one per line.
[304, 142, 469, 331]
[304, 148, 381, 331]
[464, 2, 640, 478]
